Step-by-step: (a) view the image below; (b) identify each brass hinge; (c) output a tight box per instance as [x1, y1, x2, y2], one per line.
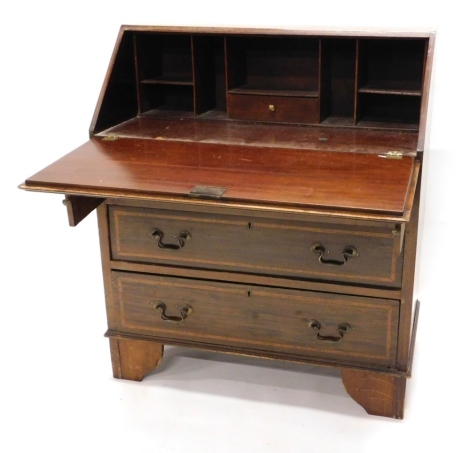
[392, 224, 406, 254]
[102, 134, 119, 141]
[378, 151, 403, 159]
[188, 185, 227, 199]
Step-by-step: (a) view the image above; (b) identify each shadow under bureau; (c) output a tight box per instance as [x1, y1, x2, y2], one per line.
[20, 26, 435, 419]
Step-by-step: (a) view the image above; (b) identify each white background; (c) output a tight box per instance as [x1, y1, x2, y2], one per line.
[2, 1, 469, 451]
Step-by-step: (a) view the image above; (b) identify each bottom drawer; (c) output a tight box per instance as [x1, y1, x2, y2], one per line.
[111, 272, 399, 367]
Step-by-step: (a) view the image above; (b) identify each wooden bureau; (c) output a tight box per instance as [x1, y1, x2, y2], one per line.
[20, 26, 435, 419]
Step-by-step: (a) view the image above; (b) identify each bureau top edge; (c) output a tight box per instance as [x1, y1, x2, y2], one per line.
[120, 24, 436, 38]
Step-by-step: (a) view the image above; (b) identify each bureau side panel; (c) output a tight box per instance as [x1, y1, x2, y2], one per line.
[97, 202, 117, 330]
[396, 168, 421, 370]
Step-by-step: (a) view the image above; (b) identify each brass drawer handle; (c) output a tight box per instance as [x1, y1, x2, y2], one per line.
[311, 242, 358, 266]
[148, 228, 191, 250]
[308, 320, 352, 343]
[150, 301, 193, 323]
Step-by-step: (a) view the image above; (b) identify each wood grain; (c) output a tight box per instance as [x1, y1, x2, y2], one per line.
[109, 337, 164, 381]
[227, 93, 319, 124]
[63, 195, 104, 226]
[23, 137, 415, 215]
[21, 26, 433, 419]
[396, 169, 422, 369]
[109, 205, 403, 286]
[111, 271, 399, 367]
[99, 116, 419, 154]
[342, 369, 406, 418]
[119, 25, 435, 39]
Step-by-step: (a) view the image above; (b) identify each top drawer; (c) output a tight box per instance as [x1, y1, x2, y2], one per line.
[109, 206, 403, 287]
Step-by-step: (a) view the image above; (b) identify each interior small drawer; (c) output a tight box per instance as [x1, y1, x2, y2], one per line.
[109, 206, 403, 287]
[111, 271, 399, 367]
[227, 93, 319, 124]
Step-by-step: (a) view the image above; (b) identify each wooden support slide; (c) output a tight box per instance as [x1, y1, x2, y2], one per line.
[63, 195, 105, 226]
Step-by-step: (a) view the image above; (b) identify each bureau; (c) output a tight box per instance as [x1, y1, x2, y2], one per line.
[20, 26, 435, 419]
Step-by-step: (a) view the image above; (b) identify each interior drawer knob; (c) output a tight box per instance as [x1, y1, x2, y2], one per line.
[268, 104, 275, 112]
[150, 301, 193, 323]
[148, 228, 191, 250]
[308, 320, 352, 343]
[310, 242, 358, 266]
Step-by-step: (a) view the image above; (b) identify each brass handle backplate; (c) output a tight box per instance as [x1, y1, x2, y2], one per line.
[308, 320, 352, 343]
[148, 228, 191, 250]
[150, 301, 193, 323]
[311, 242, 358, 266]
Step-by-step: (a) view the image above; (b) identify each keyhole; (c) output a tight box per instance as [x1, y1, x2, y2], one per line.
[247, 222, 253, 229]
[247, 291, 252, 297]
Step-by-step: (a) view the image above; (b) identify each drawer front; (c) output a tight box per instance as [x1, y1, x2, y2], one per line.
[110, 206, 402, 286]
[227, 93, 319, 124]
[111, 271, 399, 367]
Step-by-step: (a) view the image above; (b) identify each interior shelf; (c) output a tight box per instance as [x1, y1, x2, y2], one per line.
[140, 108, 196, 119]
[226, 37, 320, 94]
[139, 84, 194, 114]
[228, 86, 319, 98]
[358, 81, 422, 96]
[356, 93, 421, 128]
[92, 31, 429, 134]
[140, 76, 194, 86]
[321, 117, 356, 127]
[356, 118, 419, 131]
[196, 109, 229, 120]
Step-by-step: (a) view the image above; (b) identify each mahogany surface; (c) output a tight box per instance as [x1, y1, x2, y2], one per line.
[227, 93, 320, 124]
[24, 137, 415, 215]
[109, 205, 404, 286]
[112, 271, 399, 367]
[99, 116, 419, 153]
[21, 25, 434, 419]
[342, 369, 406, 419]
[63, 195, 105, 227]
[109, 337, 164, 381]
